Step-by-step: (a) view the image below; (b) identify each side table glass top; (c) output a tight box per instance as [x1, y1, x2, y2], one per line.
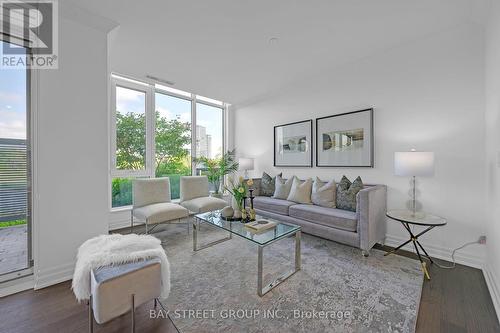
[195, 210, 301, 246]
[386, 209, 447, 226]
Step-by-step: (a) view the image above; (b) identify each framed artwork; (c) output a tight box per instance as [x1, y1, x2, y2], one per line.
[316, 109, 374, 167]
[274, 119, 313, 167]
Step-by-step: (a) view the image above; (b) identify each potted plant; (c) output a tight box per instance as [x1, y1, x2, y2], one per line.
[225, 176, 250, 219]
[195, 149, 239, 198]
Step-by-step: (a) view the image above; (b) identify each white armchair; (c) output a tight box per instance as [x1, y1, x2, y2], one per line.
[131, 178, 189, 234]
[179, 176, 227, 213]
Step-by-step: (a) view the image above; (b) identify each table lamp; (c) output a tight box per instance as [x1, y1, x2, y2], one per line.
[239, 157, 254, 179]
[394, 149, 434, 215]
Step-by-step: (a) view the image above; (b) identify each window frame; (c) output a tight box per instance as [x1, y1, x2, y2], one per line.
[110, 74, 227, 210]
[110, 77, 154, 178]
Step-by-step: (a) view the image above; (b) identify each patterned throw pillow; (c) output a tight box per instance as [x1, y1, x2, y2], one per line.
[336, 176, 364, 212]
[260, 172, 282, 197]
[273, 175, 294, 200]
[311, 177, 336, 208]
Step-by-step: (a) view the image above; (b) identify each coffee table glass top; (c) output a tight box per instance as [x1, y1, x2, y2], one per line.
[387, 209, 447, 226]
[195, 210, 300, 246]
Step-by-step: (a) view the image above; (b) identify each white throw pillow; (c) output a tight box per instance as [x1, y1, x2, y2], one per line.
[287, 177, 313, 204]
[311, 177, 336, 208]
[273, 175, 294, 200]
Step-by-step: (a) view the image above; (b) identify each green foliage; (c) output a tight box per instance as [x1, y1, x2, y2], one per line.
[0, 219, 26, 228]
[113, 111, 192, 207]
[194, 149, 239, 194]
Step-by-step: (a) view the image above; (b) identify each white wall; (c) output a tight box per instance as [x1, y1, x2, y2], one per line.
[33, 17, 109, 288]
[234, 23, 487, 267]
[484, 0, 500, 316]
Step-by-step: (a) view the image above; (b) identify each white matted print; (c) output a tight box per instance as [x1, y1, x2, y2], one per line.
[316, 109, 373, 167]
[274, 120, 313, 167]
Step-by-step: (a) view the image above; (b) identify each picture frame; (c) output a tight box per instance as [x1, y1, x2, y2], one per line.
[274, 119, 313, 167]
[316, 109, 374, 167]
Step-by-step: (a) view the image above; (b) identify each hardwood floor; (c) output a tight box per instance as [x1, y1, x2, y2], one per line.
[0, 281, 179, 333]
[375, 244, 500, 333]
[0, 247, 498, 332]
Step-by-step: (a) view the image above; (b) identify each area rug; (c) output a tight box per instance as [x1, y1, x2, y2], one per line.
[153, 223, 423, 333]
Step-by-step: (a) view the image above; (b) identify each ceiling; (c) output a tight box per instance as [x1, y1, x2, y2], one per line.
[68, 0, 488, 106]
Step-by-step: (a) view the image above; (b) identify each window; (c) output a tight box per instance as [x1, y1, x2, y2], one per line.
[0, 40, 32, 277]
[110, 75, 227, 208]
[155, 93, 192, 199]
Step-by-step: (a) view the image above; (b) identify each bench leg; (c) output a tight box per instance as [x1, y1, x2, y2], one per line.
[88, 296, 93, 333]
[131, 294, 135, 333]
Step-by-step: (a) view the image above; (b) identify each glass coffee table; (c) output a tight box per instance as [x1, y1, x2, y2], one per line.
[193, 211, 301, 296]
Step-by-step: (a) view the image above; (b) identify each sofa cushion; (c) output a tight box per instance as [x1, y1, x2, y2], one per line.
[273, 175, 294, 199]
[180, 196, 227, 214]
[287, 177, 313, 204]
[336, 176, 364, 212]
[133, 202, 189, 224]
[253, 196, 297, 216]
[260, 172, 282, 197]
[289, 204, 358, 232]
[311, 177, 336, 208]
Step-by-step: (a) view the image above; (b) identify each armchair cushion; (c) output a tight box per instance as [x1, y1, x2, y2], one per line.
[180, 196, 227, 214]
[133, 202, 189, 224]
[132, 178, 171, 208]
[180, 176, 209, 202]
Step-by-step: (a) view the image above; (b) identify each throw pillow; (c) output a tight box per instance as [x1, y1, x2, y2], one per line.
[273, 175, 294, 200]
[311, 177, 336, 208]
[287, 177, 313, 204]
[336, 176, 364, 212]
[260, 172, 282, 197]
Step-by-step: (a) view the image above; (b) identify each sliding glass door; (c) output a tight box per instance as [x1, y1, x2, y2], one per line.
[0, 41, 32, 278]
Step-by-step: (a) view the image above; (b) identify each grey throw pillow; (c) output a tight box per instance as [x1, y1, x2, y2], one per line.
[273, 175, 294, 200]
[336, 176, 364, 212]
[311, 177, 336, 208]
[260, 172, 282, 197]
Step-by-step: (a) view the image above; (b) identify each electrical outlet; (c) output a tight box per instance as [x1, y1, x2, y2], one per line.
[479, 235, 487, 244]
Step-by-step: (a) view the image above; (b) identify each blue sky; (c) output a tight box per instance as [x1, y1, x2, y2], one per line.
[0, 42, 27, 139]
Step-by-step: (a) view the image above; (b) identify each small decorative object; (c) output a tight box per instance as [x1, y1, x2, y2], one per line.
[225, 176, 249, 220]
[194, 149, 239, 196]
[394, 149, 435, 216]
[274, 120, 313, 167]
[316, 108, 373, 167]
[249, 187, 256, 221]
[245, 219, 277, 233]
[221, 206, 234, 218]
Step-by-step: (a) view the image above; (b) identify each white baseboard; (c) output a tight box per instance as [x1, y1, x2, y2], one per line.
[483, 263, 500, 320]
[0, 275, 34, 298]
[109, 209, 132, 231]
[384, 234, 485, 269]
[34, 262, 74, 290]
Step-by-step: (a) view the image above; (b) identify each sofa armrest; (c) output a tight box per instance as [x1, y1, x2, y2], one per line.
[356, 185, 387, 251]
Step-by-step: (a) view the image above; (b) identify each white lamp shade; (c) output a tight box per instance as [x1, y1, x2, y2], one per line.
[239, 157, 254, 171]
[394, 151, 434, 176]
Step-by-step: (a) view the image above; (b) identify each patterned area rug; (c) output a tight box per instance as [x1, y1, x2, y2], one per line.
[154, 223, 423, 333]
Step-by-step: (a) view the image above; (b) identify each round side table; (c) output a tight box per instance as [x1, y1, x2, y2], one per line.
[385, 209, 447, 280]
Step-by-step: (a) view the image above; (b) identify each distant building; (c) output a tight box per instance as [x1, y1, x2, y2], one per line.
[196, 125, 211, 158]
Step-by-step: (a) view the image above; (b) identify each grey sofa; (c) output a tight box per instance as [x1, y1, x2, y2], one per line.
[250, 179, 387, 255]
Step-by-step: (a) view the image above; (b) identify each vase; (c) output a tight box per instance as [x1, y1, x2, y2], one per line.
[231, 196, 243, 220]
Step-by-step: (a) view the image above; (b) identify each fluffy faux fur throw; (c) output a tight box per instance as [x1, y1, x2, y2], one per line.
[72, 234, 170, 302]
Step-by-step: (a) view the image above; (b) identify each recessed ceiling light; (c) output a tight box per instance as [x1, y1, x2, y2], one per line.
[268, 37, 279, 45]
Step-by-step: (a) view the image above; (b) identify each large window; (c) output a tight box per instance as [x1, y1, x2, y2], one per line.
[110, 75, 227, 208]
[0, 40, 32, 277]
